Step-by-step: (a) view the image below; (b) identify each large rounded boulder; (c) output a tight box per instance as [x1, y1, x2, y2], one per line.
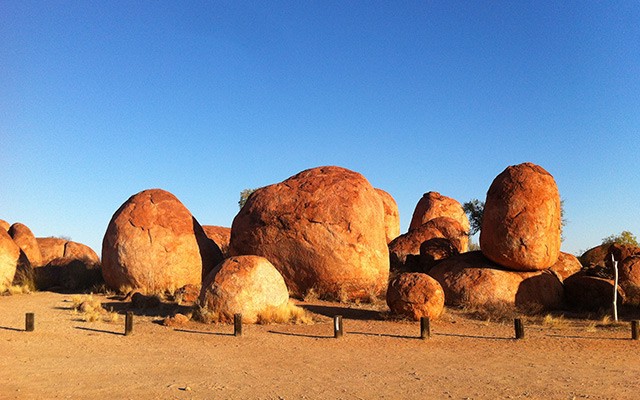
[549, 252, 583, 281]
[480, 162, 561, 271]
[386, 272, 445, 320]
[37, 237, 100, 266]
[202, 225, 231, 257]
[0, 219, 10, 232]
[619, 255, 640, 305]
[375, 188, 400, 244]
[230, 166, 389, 301]
[9, 223, 42, 267]
[102, 189, 223, 293]
[564, 275, 625, 311]
[389, 217, 468, 274]
[409, 191, 470, 234]
[429, 251, 563, 311]
[0, 229, 20, 289]
[199, 256, 289, 323]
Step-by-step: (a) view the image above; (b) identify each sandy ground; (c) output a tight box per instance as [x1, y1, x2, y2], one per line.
[1, 291, 639, 400]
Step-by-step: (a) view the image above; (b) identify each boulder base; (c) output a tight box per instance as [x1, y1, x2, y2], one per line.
[0, 229, 20, 288]
[386, 273, 445, 320]
[409, 191, 470, 234]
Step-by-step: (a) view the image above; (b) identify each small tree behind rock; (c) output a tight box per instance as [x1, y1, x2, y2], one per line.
[602, 231, 639, 247]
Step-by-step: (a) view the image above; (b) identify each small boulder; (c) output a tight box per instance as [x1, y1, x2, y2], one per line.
[386, 273, 445, 320]
[549, 252, 583, 281]
[163, 313, 190, 327]
[202, 225, 231, 257]
[375, 188, 401, 244]
[199, 256, 289, 324]
[101, 189, 223, 293]
[429, 251, 563, 311]
[9, 223, 42, 267]
[0, 229, 20, 288]
[480, 162, 561, 271]
[419, 238, 460, 273]
[409, 192, 470, 234]
[175, 284, 200, 304]
[564, 275, 625, 311]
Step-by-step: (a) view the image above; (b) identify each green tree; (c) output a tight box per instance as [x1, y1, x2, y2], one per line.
[462, 199, 484, 236]
[601, 231, 639, 247]
[238, 188, 257, 209]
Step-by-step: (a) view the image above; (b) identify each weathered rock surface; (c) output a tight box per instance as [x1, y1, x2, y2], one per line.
[480, 162, 561, 271]
[230, 166, 389, 301]
[619, 255, 640, 306]
[409, 191, 470, 234]
[386, 272, 445, 320]
[375, 188, 400, 244]
[0, 219, 9, 232]
[579, 244, 610, 269]
[9, 223, 42, 267]
[0, 229, 20, 288]
[549, 252, 583, 281]
[389, 217, 468, 274]
[37, 237, 100, 266]
[419, 238, 460, 273]
[199, 256, 289, 323]
[202, 225, 231, 257]
[102, 189, 223, 293]
[429, 251, 563, 311]
[34, 257, 103, 291]
[564, 275, 625, 311]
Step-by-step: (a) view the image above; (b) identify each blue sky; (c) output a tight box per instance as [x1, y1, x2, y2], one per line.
[1, 1, 639, 256]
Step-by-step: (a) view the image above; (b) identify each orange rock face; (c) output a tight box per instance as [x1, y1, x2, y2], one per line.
[37, 237, 99, 266]
[386, 272, 445, 320]
[0, 229, 20, 288]
[419, 238, 460, 273]
[409, 192, 470, 234]
[429, 251, 563, 311]
[230, 166, 389, 300]
[564, 275, 625, 311]
[619, 255, 640, 305]
[202, 225, 231, 257]
[375, 188, 400, 244]
[549, 252, 582, 281]
[9, 223, 42, 267]
[199, 256, 289, 323]
[579, 244, 610, 268]
[480, 162, 561, 271]
[102, 189, 223, 293]
[389, 217, 468, 273]
[0, 219, 9, 232]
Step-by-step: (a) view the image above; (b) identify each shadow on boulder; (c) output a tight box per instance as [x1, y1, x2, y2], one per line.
[34, 257, 103, 292]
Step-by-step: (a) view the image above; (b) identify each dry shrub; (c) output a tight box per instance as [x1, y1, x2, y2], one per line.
[71, 294, 120, 323]
[256, 301, 312, 325]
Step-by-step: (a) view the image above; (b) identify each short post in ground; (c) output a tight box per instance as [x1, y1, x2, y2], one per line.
[632, 320, 640, 340]
[420, 317, 431, 339]
[514, 318, 525, 340]
[234, 313, 243, 337]
[124, 312, 133, 336]
[334, 315, 343, 339]
[25, 313, 35, 332]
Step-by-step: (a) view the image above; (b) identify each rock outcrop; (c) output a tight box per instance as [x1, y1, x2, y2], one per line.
[429, 251, 563, 311]
[549, 252, 582, 281]
[480, 162, 561, 271]
[9, 223, 42, 267]
[199, 256, 289, 323]
[230, 166, 389, 301]
[0, 229, 20, 288]
[202, 225, 231, 257]
[102, 189, 223, 293]
[37, 237, 100, 266]
[564, 275, 625, 311]
[386, 272, 445, 320]
[409, 191, 470, 234]
[0, 219, 10, 232]
[375, 188, 400, 244]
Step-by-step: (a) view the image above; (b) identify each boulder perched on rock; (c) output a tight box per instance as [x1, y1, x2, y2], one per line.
[34, 258, 103, 291]
[419, 238, 460, 273]
[409, 191, 470, 234]
[564, 275, 625, 311]
[199, 256, 289, 323]
[37, 237, 100, 266]
[202, 225, 231, 257]
[480, 162, 561, 271]
[375, 188, 400, 244]
[429, 251, 563, 311]
[549, 252, 583, 281]
[9, 223, 42, 267]
[389, 217, 468, 274]
[619, 255, 640, 306]
[386, 273, 445, 320]
[230, 166, 389, 300]
[0, 229, 20, 288]
[579, 244, 610, 269]
[102, 189, 223, 293]
[0, 219, 10, 232]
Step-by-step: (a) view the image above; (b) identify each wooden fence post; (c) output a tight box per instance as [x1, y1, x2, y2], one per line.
[334, 315, 343, 338]
[632, 320, 639, 340]
[514, 318, 525, 340]
[124, 312, 133, 336]
[234, 313, 243, 337]
[420, 317, 431, 339]
[25, 313, 35, 332]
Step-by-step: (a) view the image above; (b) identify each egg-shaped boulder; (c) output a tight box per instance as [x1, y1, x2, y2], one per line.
[9, 223, 42, 267]
[230, 166, 389, 301]
[480, 162, 561, 271]
[409, 191, 470, 234]
[102, 189, 223, 293]
[0, 229, 20, 289]
[199, 256, 289, 323]
[386, 272, 445, 320]
[375, 188, 400, 244]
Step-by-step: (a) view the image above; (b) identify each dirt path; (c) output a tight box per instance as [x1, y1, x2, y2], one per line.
[1, 292, 638, 399]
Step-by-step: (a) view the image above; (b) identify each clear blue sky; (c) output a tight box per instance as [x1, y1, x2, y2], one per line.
[1, 1, 639, 256]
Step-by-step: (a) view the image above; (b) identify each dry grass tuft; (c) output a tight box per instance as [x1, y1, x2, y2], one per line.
[71, 294, 120, 323]
[256, 301, 313, 325]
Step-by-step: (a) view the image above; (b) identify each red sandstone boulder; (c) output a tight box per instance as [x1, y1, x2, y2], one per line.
[102, 189, 223, 293]
[389, 217, 468, 274]
[9, 223, 42, 267]
[375, 188, 400, 244]
[0, 229, 20, 288]
[0, 219, 9, 232]
[564, 275, 625, 311]
[202, 225, 231, 257]
[409, 192, 470, 234]
[579, 244, 610, 268]
[429, 251, 563, 311]
[549, 252, 582, 281]
[419, 238, 460, 273]
[619, 255, 640, 305]
[386, 273, 445, 320]
[34, 257, 103, 291]
[480, 163, 561, 271]
[230, 166, 389, 301]
[199, 256, 289, 323]
[37, 237, 99, 266]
